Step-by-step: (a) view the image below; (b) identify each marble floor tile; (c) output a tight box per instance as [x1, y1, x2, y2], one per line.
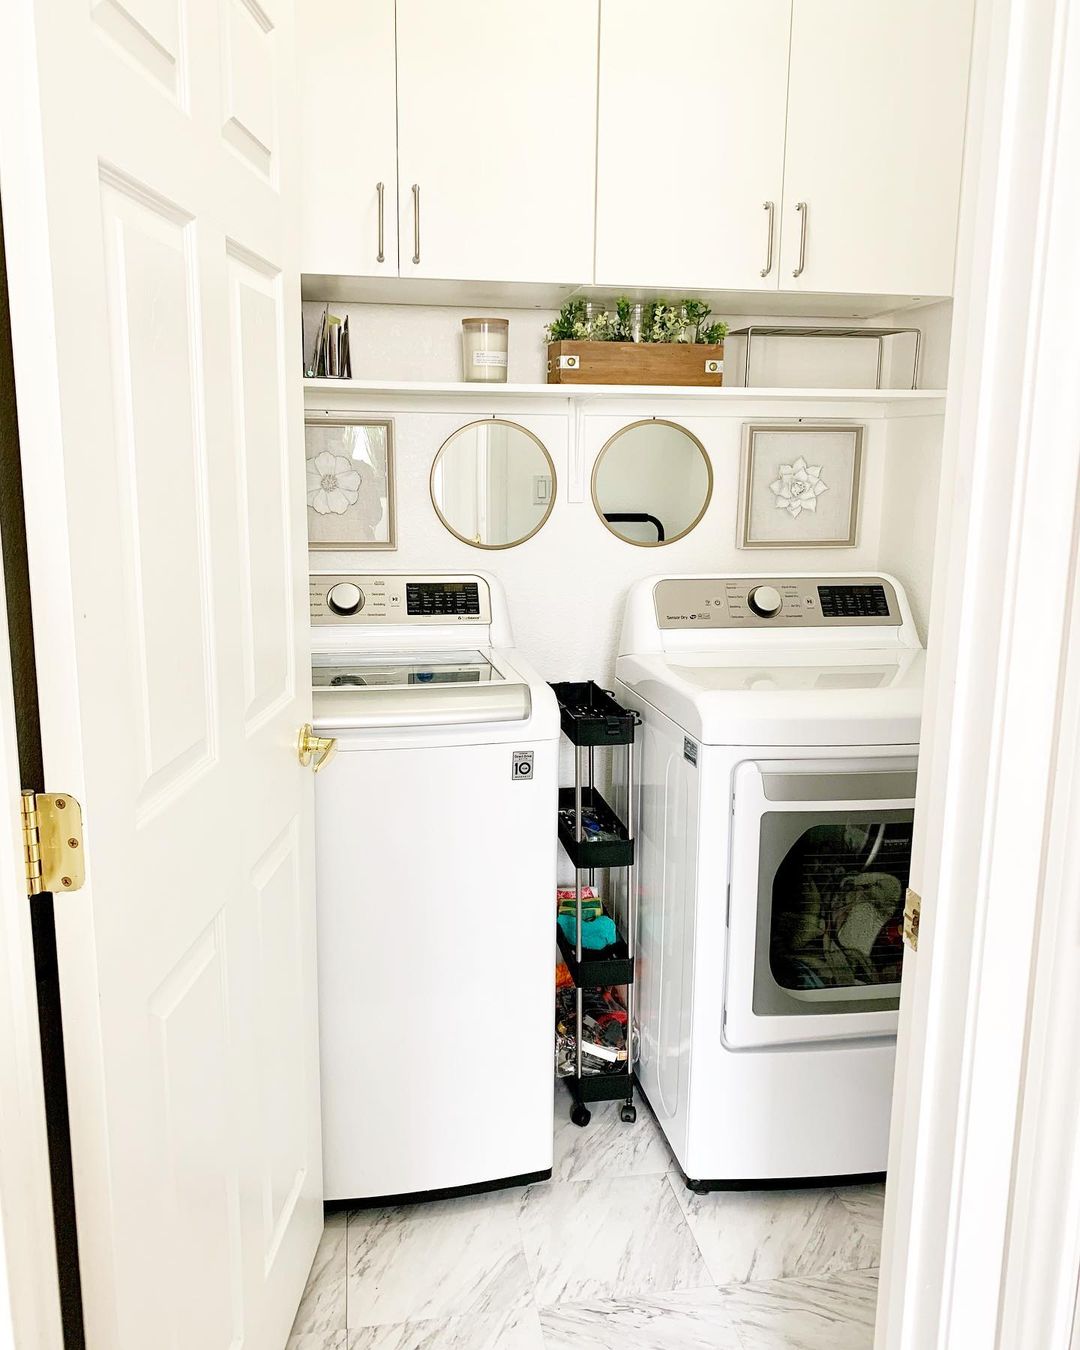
[290, 1213, 347, 1337]
[287, 1333, 348, 1350]
[517, 1174, 711, 1306]
[346, 1190, 533, 1328]
[835, 1183, 886, 1253]
[551, 1099, 675, 1183]
[720, 1269, 879, 1350]
[347, 1301, 545, 1349]
[670, 1180, 879, 1286]
[539, 1290, 743, 1349]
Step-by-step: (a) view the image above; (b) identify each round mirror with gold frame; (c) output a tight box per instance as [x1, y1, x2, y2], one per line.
[591, 418, 713, 546]
[430, 418, 557, 550]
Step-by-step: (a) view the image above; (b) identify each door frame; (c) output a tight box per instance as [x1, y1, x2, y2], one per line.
[877, 0, 1080, 1343]
[0, 269, 64, 1347]
[0, 545, 64, 1350]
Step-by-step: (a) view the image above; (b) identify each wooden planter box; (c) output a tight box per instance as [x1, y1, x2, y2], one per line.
[546, 341, 724, 387]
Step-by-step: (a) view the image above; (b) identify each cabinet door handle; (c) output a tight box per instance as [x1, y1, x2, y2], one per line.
[760, 201, 775, 278]
[411, 183, 420, 265]
[376, 181, 385, 264]
[793, 201, 808, 278]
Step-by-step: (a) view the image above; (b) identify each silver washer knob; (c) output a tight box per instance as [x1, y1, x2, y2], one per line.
[326, 582, 364, 616]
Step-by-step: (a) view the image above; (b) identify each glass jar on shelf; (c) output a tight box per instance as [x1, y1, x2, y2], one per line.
[461, 317, 509, 383]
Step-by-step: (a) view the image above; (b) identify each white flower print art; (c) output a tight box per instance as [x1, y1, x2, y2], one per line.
[770, 456, 829, 518]
[738, 423, 863, 548]
[307, 450, 362, 515]
[304, 417, 396, 549]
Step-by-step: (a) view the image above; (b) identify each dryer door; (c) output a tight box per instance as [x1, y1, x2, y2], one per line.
[725, 754, 916, 1049]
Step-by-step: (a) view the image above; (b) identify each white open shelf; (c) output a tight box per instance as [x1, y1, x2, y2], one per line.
[303, 378, 946, 408]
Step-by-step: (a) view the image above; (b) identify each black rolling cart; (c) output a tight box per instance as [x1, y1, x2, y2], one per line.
[550, 681, 637, 1127]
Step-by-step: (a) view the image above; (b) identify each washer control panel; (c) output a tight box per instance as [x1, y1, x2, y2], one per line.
[653, 576, 900, 629]
[310, 574, 491, 625]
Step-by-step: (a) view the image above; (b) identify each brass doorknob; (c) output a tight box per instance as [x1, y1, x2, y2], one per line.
[297, 723, 337, 773]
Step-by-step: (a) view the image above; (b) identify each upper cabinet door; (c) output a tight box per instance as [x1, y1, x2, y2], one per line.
[595, 0, 792, 292]
[299, 0, 398, 278]
[780, 0, 974, 296]
[396, 0, 598, 284]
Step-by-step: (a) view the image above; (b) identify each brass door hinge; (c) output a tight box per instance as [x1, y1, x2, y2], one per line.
[21, 790, 85, 897]
[903, 886, 921, 951]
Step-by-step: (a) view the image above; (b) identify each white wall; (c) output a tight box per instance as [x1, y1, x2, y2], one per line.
[304, 301, 949, 677]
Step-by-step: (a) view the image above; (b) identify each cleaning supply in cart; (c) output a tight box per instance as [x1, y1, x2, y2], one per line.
[557, 912, 617, 950]
[555, 984, 630, 1076]
[556, 805, 622, 844]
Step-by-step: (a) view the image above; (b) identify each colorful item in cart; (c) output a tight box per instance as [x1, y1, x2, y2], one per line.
[556, 885, 604, 922]
[556, 884, 617, 950]
[557, 913, 617, 950]
[557, 805, 622, 844]
[556, 962, 574, 992]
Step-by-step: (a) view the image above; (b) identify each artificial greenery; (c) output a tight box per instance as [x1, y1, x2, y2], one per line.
[544, 297, 591, 342]
[545, 296, 728, 345]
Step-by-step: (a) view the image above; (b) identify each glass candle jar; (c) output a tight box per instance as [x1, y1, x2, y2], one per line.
[461, 317, 509, 383]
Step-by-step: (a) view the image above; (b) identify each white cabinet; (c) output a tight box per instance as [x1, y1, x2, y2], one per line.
[595, 0, 792, 293]
[394, 0, 598, 284]
[779, 0, 973, 296]
[298, 0, 398, 280]
[297, 0, 972, 299]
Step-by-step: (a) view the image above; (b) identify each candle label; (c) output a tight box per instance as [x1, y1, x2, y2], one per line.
[471, 350, 508, 367]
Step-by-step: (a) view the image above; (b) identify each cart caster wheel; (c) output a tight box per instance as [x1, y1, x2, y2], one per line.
[571, 1105, 591, 1128]
[685, 1177, 709, 1194]
[620, 1103, 637, 1124]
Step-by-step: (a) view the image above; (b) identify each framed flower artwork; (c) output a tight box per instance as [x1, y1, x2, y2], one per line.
[737, 422, 864, 549]
[304, 415, 396, 550]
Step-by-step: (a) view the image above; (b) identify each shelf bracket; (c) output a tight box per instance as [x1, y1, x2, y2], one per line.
[567, 398, 588, 503]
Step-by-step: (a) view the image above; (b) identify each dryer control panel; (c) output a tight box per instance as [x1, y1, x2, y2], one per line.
[653, 576, 900, 629]
[310, 573, 491, 625]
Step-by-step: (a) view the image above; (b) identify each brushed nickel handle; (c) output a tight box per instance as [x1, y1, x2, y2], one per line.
[297, 724, 336, 774]
[760, 200, 775, 278]
[376, 181, 385, 264]
[793, 201, 808, 278]
[411, 183, 420, 265]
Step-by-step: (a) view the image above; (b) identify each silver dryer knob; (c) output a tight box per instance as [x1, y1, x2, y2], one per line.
[747, 584, 783, 617]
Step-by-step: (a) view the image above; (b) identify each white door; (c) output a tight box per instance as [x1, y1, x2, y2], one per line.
[725, 757, 915, 1050]
[779, 0, 974, 296]
[0, 1, 322, 1347]
[595, 0, 791, 292]
[396, 0, 598, 284]
[298, 0, 398, 279]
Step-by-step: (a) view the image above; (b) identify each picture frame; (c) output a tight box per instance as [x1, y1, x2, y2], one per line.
[737, 421, 864, 549]
[305, 414, 396, 551]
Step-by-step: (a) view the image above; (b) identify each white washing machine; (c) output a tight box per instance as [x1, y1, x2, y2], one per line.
[615, 573, 924, 1187]
[309, 571, 559, 1203]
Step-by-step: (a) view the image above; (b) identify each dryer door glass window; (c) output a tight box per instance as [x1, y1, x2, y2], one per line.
[754, 808, 912, 1017]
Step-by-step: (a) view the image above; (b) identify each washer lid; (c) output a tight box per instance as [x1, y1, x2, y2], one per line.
[311, 647, 532, 730]
[617, 647, 925, 747]
[313, 648, 501, 689]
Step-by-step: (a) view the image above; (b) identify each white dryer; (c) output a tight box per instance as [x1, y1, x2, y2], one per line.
[615, 573, 924, 1187]
[310, 571, 559, 1203]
